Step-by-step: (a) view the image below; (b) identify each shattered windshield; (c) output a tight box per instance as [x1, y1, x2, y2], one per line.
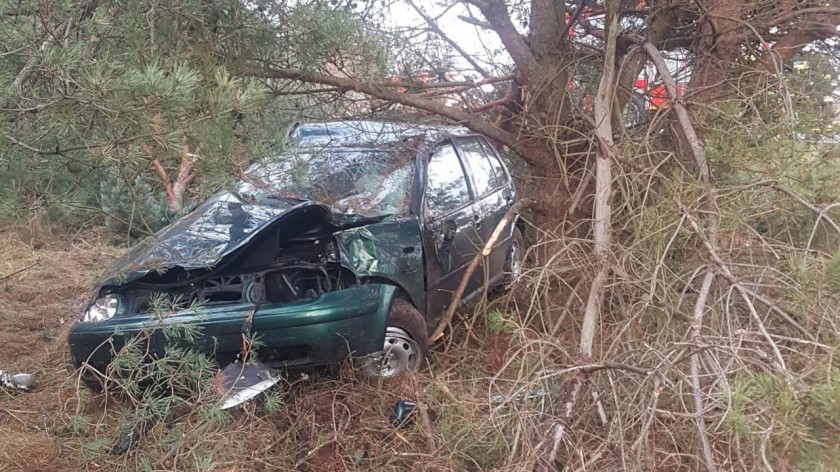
[237, 144, 416, 216]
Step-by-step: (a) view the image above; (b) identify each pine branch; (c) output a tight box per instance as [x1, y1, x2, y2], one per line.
[246, 65, 526, 158]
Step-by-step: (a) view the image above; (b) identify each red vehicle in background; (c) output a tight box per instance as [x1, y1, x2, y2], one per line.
[634, 64, 689, 111]
[570, 0, 689, 123]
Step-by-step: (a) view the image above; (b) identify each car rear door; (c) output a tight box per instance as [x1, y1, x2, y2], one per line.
[452, 136, 515, 287]
[421, 142, 483, 326]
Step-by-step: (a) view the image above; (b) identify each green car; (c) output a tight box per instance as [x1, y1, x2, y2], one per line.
[68, 121, 524, 385]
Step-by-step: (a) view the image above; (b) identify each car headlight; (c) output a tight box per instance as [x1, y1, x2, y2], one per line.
[81, 295, 120, 322]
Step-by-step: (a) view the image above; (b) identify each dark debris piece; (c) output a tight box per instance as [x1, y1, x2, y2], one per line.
[389, 400, 417, 428]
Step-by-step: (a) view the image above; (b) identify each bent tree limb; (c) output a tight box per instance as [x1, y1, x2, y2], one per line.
[250, 66, 556, 172]
[430, 199, 531, 343]
[253, 67, 518, 149]
[642, 41, 720, 472]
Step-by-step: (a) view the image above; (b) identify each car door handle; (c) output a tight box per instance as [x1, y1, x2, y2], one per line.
[502, 188, 513, 204]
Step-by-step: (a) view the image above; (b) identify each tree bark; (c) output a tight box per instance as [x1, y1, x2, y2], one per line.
[541, 1, 619, 467]
[581, 0, 619, 360]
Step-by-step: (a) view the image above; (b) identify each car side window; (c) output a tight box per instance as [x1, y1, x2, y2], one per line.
[425, 144, 471, 219]
[477, 137, 509, 186]
[454, 137, 497, 196]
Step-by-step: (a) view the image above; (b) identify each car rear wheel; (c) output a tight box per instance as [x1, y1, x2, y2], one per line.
[361, 299, 429, 378]
[503, 227, 525, 288]
[622, 92, 648, 128]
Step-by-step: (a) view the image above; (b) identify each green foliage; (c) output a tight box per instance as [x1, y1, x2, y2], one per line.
[487, 309, 517, 333]
[68, 414, 92, 436]
[198, 406, 230, 427]
[285, 1, 386, 77]
[721, 369, 840, 470]
[703, 70, 840, 249]
[0, 0, 386, 234]
[826, 250, 840, 293]
[262, 388, 284, 413]
[99, 173, 174, 234]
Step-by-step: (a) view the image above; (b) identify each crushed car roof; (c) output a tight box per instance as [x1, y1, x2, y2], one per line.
[97, 121, 471, 288]
[288, 120, 471, 148]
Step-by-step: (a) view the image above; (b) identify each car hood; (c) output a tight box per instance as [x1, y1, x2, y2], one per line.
[98, 191, 334, 286]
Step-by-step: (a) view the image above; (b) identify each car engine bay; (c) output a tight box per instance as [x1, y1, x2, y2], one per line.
[116, 235, 354, 314]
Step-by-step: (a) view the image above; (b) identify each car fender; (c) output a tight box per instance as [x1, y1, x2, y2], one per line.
[335, 218, 426, 313]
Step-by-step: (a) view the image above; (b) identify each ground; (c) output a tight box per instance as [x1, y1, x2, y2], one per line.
[0, 227, 527, 472]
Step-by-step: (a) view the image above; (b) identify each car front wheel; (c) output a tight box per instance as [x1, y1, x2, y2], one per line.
[361, 299, 429, 378]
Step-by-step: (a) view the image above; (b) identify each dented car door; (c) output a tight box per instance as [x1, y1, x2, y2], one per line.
[421, 142, 483, 326]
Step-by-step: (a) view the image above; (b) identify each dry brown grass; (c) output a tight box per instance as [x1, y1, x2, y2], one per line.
[0, 225, 527, 471]
[0, 225, 115, 471]
[1, 170, 838, 472]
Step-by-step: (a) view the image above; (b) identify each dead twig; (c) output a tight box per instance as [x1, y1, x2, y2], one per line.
[683, 211, 816, 343]
[643, 41, 719, 472]
[0, 259, 39, 281]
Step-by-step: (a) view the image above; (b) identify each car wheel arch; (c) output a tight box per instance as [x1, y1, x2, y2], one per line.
[514, 215, 526, 238]
[359, 276, 424, 315]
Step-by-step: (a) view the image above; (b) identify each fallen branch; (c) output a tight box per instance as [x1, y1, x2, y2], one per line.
[430, 199, 531, 343]
[251, 66, 525, 158]
[683, 211, 816, 343]
[552, 368, 585, 458]
[580, 0, 619, 360]
[0, 259, 39, 281]
[642, 41, 720, 472]
[689, 269, 719, 472]
[416, 401, 437, 455]
[542, 4, 620, 467]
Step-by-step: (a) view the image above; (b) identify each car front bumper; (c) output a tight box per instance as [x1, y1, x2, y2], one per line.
[68, 284, 397, 373]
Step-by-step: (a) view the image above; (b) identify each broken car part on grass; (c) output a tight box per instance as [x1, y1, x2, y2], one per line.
[0, 370, 36, 391]
[68, 121, 525, 403]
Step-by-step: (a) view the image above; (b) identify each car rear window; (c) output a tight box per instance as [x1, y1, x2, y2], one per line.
[478, 137, 509, 186]
[454, 137, 498, 197]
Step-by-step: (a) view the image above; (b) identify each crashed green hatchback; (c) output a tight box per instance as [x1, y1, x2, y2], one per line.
[69, 121, 524, 386]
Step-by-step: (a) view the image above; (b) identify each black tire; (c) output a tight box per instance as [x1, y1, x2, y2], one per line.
[502, 227, 525, 289]
[386, 299, 430, 367]
[622, 92, 648, 128]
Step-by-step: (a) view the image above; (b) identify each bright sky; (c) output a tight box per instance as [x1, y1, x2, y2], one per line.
[382, 0, 510, 78]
